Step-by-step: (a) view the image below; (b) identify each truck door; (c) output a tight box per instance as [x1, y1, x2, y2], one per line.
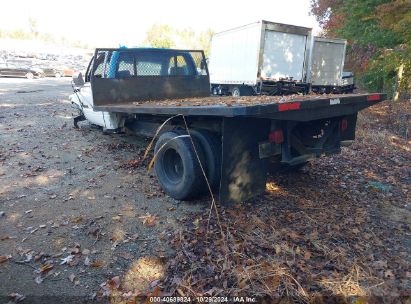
[82, 53, 112, 107]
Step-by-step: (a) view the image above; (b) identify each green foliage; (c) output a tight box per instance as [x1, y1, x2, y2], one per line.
[311, 0, 411, 98]
[8, 29, 32, 40]
[143, 24, 214, 55]
[360, 51, 398, 94]
[0, 16, 92, 49]
[336, 0, 401, 48]
[144, 24, 175, 48]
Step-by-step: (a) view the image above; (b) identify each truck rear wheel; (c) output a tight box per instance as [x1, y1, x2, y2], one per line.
[232, 87, 241, 97]
[189, 129, 221, 189]
[154, 131, 206, 200]
[232, 86, 254, 97]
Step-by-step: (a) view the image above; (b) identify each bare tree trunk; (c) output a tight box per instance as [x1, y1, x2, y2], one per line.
[394, 63, 404, 102]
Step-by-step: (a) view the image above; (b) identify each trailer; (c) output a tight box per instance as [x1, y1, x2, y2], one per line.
[310, 37, 354, 94]
[208, 20, 312, 96]
[70, 48, 386, 205]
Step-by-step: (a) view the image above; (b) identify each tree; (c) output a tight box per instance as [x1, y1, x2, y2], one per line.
[375, 0, 411, 100]
[144, 24, 175, 48]
[310, 0, 411, 99]
[198, 29, 214, 57]
[143, 24, 214, 55]
[28, 17, 39, 39]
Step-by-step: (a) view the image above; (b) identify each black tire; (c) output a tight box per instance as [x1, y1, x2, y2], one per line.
[154, 131, 206, 200]
[232, 87, 241, 97]
[189, 129, 221, 190]
[231, 86, 254, 97]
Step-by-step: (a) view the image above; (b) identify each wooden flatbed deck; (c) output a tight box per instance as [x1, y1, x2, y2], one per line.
[93, 93, 385, 120]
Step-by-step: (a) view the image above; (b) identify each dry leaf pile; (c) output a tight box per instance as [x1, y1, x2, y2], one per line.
[131, 93, 345, 107]
[158, 101, 410, 302]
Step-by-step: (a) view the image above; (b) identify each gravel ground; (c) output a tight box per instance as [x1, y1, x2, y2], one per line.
[0, 78, 409, 303]
[0, 78, 204, 303]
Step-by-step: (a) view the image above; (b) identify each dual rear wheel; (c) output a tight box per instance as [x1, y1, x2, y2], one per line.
[154, 129, 221, 200]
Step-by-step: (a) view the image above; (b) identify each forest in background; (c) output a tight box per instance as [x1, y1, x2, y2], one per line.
[3, 3, 410, 100]
[0, 19, 214, 56]
[310, 0, 411, 100]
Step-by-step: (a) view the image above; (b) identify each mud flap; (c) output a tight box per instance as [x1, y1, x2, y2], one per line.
[219, 117, 270, 205]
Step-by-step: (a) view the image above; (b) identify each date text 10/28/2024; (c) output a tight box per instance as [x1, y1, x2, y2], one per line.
[149, 296, 257, 303]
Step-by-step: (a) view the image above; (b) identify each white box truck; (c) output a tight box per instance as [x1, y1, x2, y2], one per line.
[310, 37, 353, 93]
[208, 20, 312, 96]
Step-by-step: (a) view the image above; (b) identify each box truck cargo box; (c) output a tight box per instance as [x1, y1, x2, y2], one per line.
[209, 20, 312, 96]
[311, 37, 346, 87]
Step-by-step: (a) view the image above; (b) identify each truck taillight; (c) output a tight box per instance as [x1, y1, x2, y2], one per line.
[367, 94, 380, 101]
[269, 130, 284, 144]
[340, 119, 348, 131]
[278, 102, 301, 111]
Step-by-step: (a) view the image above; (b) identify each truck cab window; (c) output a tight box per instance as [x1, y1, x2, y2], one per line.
[168, 55, 191, 76]
[116, 53, 135, 78]
[136, 61, 162, 76]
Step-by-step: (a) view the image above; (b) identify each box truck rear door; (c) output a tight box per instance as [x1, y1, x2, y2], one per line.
[261, 31, 307, 82]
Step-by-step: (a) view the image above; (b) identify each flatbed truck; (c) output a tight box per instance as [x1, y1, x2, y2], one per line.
[70, 48, 385, 204]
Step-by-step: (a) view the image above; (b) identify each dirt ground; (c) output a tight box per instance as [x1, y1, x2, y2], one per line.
[0, 78, 410, 304]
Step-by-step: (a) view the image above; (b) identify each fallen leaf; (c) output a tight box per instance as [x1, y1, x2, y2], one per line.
[118, 252, 133, 260]
[352, 228, 360, 234]
[69, 273, 76, 282]
[70, 247, 80, 254]
[112, 215, 122, 222]
[274, 244, 281, 255]
[40, 263, 54, 273]
[71, 216, 84, 224]
[8, 293, 25, 303]
[139, 214, 156, 227]
[91, 260, 104, 268]
[304, 251, 312, 260]
[34, 254, 43, 262]
[107, 276, 121, 290]
[0, 236, 17, 241]
[0, 255, 11, 263]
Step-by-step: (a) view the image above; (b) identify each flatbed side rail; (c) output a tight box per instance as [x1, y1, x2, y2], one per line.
[93, 93, 386, 121]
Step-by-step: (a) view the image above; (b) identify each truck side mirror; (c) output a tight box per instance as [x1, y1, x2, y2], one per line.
[72, 72, 84, 87]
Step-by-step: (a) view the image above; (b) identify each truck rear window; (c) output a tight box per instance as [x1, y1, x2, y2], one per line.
[91, 49, 208, 79]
